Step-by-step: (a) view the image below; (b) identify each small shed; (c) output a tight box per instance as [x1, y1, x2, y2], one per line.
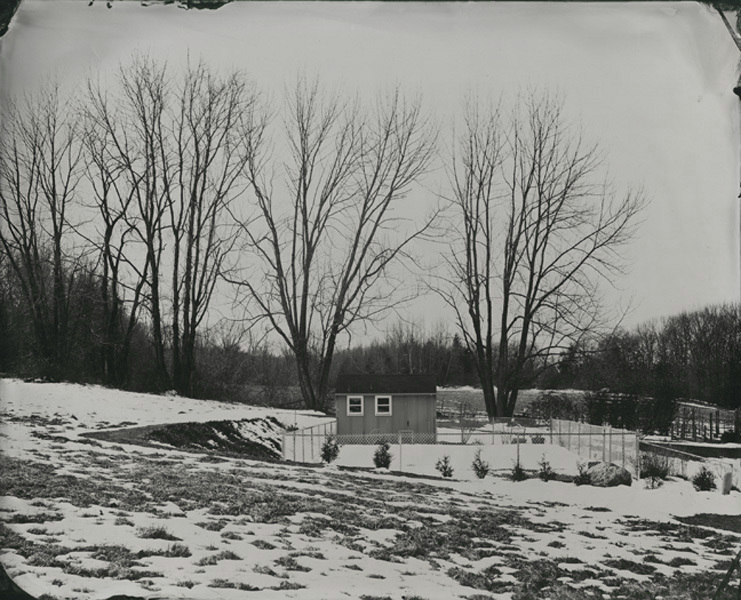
[334, 374, 437, 436]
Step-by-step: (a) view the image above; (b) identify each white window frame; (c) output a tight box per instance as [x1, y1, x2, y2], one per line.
[347, 395, 364, 417]
[375, 395, 393, 416]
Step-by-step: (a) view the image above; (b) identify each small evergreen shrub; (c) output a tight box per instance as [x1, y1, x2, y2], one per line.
[538, 455, 555, 482]
[471, 449, 490, 479]
[320, 435, 340, 464]
[511, 462, 527, 482]
[435, 455, 454, 478]
[574, 463, 590, 486]
[692, 466, 716, 492]
[531, 435, 546, 445]
[373, 440, 392, 469]
[640, 452, 670, 489]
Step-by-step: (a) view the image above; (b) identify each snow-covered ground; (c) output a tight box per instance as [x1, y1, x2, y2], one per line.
[334, 443, 582, 480]
[1, 379, 739, 600]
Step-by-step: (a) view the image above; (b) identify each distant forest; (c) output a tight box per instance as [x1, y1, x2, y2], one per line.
[1, 261, 739, 410]
[1, 0, 739, 414]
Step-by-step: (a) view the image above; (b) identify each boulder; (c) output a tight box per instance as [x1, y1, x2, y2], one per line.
[586, 462, 632, 487]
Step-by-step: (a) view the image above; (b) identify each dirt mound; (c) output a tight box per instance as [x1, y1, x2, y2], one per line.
[145, 417, 284, 459]
[85, 416, 286, 461]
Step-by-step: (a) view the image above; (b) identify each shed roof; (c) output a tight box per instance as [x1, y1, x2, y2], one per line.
[335, 374, 436, 395]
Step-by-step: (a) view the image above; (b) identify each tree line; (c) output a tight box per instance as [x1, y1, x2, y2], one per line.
[1, 55, 647, 416]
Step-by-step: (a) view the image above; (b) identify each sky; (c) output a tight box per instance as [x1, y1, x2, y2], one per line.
[0, 0, 739, 342]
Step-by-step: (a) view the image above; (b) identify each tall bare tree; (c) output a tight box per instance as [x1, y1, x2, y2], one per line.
[80, 103, 149, 387]
[439, 95, 644, 418]
[84, 59, 171, 387]
[232, 80, 436, 411]
[85, 57, 258, 395]
[0, 84, 85, 379]
[165, 63, 257, 396]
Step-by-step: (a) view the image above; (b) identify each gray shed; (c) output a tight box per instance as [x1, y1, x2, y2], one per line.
[334, 374, 437, 436]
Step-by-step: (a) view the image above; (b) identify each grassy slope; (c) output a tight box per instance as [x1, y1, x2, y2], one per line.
[1, 381, 740, 600]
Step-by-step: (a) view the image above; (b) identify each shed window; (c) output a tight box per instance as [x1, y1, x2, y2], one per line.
[347, 396, 363, 416]
[375, 396, 392, 416]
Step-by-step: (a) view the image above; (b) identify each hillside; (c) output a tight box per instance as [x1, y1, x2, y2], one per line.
[1, 379, 740, 599]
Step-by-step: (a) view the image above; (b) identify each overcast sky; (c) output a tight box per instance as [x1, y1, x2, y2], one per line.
[1, 0, 739, 342]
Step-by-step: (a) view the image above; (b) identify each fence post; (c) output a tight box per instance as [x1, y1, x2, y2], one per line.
[621, 428, 625, 470]
[311, 427, 315, 462]
[608, 426, 613, 464]
[577, 421, 581, 457]
[301, 431, 305, 463]
[398, 431, 403, 473]
[602, 426, 607, 462]
[549, 419, 553, 444]
[635, 433, 640, 479]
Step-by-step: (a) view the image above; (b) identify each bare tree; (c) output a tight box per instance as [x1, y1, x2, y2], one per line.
[231, 80, 436, 411]
[80, 104, 149, 387]
[165, 62, 257, 396]
[85, 57, 258, 395]
[438, 95, 644, 418]
[84, 58, 172, 388]
[0, 84, 85, 379]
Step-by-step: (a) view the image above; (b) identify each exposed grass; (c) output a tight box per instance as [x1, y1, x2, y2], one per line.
[136, 525, 181, 541]
[196, 519, 228, 531]
[208, 578, 259, 590]
[676, 513, 741, 535]
[275, 555, 311, 572]
[602, 558, 656, 575]
[4, 512, 64, 524]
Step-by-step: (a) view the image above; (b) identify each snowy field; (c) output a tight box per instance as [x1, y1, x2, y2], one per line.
[1, 379, 740, 600]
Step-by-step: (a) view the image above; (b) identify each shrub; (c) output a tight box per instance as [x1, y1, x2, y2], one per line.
[320, 435, 340, 464]
[531, 435, 546, 444]
[538, 455, 555, 482]
[574, 463, 590, 486]
[471, 449, 490, 479]
[435, 455, 454, 478]
[510, 462, 527, 482]
[640, 452, 670, 489]
[373, 441, 392, 469]
[527, 391, 584, 421]
[692, 467, 716, 492]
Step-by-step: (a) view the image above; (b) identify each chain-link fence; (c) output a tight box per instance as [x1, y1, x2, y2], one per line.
[640, 440, 740, 490]
[550, 418, 639, 475]
[281, 421, 336, 464]
[283, 420, 552, 463]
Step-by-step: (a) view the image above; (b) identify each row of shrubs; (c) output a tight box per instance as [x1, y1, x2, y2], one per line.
[639, 452, 719, 491]
[322, 435, 722, 491]
[322, 436, 555, 481]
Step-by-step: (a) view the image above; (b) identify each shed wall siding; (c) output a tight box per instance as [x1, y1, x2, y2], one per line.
[335, 394, 436, 435]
